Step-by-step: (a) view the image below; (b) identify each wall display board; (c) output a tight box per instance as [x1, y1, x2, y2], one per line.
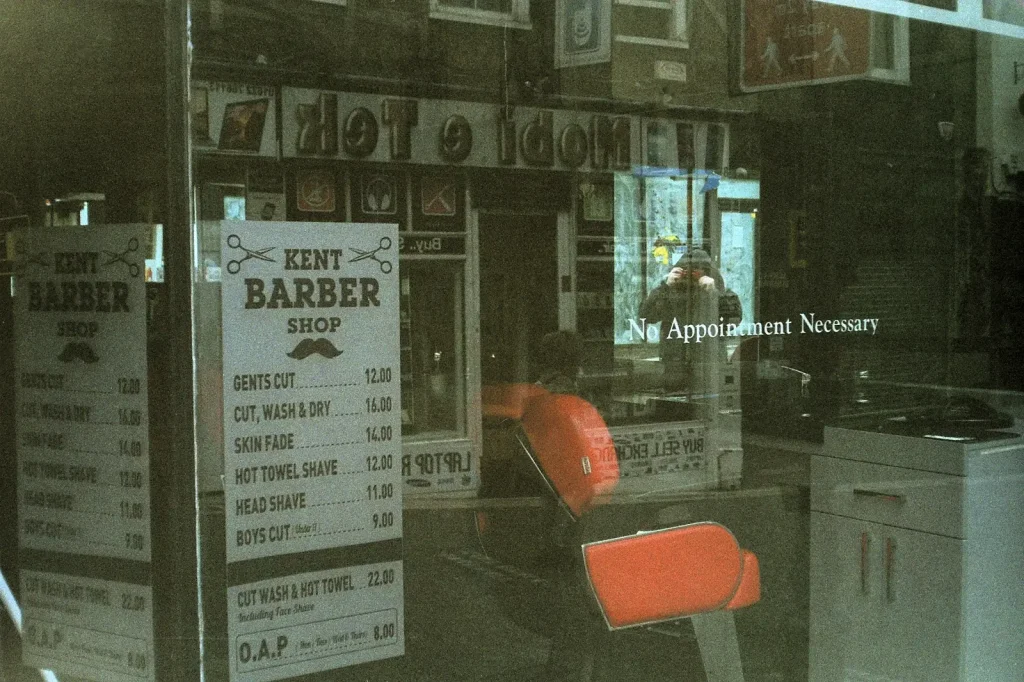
[20, 571, 153, 682]
[221, 222, 402, 563]
[13, 225, 154, 682]
[14, 225, 151, 560]
[227, 563, 403, 681]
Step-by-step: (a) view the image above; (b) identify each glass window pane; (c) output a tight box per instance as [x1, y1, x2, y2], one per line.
[12, 1, 1024, 681]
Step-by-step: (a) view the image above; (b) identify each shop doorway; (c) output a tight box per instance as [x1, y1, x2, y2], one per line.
[479, 213, 559, 384]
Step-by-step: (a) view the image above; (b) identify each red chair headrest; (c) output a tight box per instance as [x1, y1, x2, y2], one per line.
[519, 394, 619, 517]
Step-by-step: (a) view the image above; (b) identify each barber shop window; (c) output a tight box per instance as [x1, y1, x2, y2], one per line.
[7, 1, 1024, 682]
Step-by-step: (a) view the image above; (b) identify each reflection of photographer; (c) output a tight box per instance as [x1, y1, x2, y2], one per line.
[640, 249, 741, 396]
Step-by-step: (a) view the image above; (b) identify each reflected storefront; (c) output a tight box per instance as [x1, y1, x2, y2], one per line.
[2, 0, 1024, 680]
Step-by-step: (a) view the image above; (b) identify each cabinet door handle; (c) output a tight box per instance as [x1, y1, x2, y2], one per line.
[885, 538, 896, 604]
[853, 488, 906, 504]
[860, 532, 869, 595]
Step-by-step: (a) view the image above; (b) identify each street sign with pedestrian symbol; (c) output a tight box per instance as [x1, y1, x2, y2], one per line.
[740, 0, 870, 92]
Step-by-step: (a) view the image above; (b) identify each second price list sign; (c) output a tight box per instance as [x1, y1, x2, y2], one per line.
[221, 222, 402, 563]
[15, 225, 151, 562]
[14, 225, 154, 682]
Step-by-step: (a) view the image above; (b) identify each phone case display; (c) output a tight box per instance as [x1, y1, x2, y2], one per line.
[400, 276, 415, 430]
[576, 257, 614, 344]
[576, 180, 617, 387]
[398, 266, 460, 438]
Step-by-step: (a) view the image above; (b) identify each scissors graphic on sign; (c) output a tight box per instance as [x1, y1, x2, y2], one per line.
[103, 237, 140, 278]
[348, 237, 393, 274]
[226, 234, 275, 274]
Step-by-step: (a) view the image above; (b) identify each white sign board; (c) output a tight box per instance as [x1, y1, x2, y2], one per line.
[21, 570, 154, 682]
[228, 563, 404, 681]
[221, 222, 402, 562]
[14, 225, 151, 561]
[609, 421, 716, 492]
[401, 439, 477, 496]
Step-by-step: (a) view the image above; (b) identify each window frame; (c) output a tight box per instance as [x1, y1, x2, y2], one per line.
[614, 0, 689, 50]
[429, 0, 532, 30]
[867, 15, 911, 84]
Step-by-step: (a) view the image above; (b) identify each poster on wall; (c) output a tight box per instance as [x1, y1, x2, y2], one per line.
[20, 571, 154, 682]
[555, 0, 612, 68]
[295, 169, 338, 214]
[191, 81, 278, 156]
[227, 563, 404, 681]
[247, 171, 286, 221]
[14, 225, 152, 562]
[221, 222, 402, 563]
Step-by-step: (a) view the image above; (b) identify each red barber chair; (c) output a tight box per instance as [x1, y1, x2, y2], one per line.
[480, 391, 761, 681]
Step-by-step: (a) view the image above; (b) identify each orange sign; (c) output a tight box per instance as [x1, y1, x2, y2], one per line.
[296, 170, 335, 212]
[741, 0, 871, 92]
[421, 176, 457, 217]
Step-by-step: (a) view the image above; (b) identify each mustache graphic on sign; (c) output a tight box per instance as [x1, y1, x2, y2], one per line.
[287, 338, 343, 360]
[58, 342, 100, 364]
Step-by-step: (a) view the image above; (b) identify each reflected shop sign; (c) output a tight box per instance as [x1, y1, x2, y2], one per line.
[281, 88, 646, 171]
[401, 440, 478, 496]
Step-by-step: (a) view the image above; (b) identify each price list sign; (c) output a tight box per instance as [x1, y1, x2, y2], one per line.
[14, 225, 151, 562]
[20, 571, 154, 682]
[221, 222, 402, 563]
[228, 563, 403, 681]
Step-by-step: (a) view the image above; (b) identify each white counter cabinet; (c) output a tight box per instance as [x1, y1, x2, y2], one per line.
[809, 427, 1024, 681]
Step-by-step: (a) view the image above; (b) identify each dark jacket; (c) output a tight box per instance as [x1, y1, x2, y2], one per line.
[639, 250, 739, 391]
